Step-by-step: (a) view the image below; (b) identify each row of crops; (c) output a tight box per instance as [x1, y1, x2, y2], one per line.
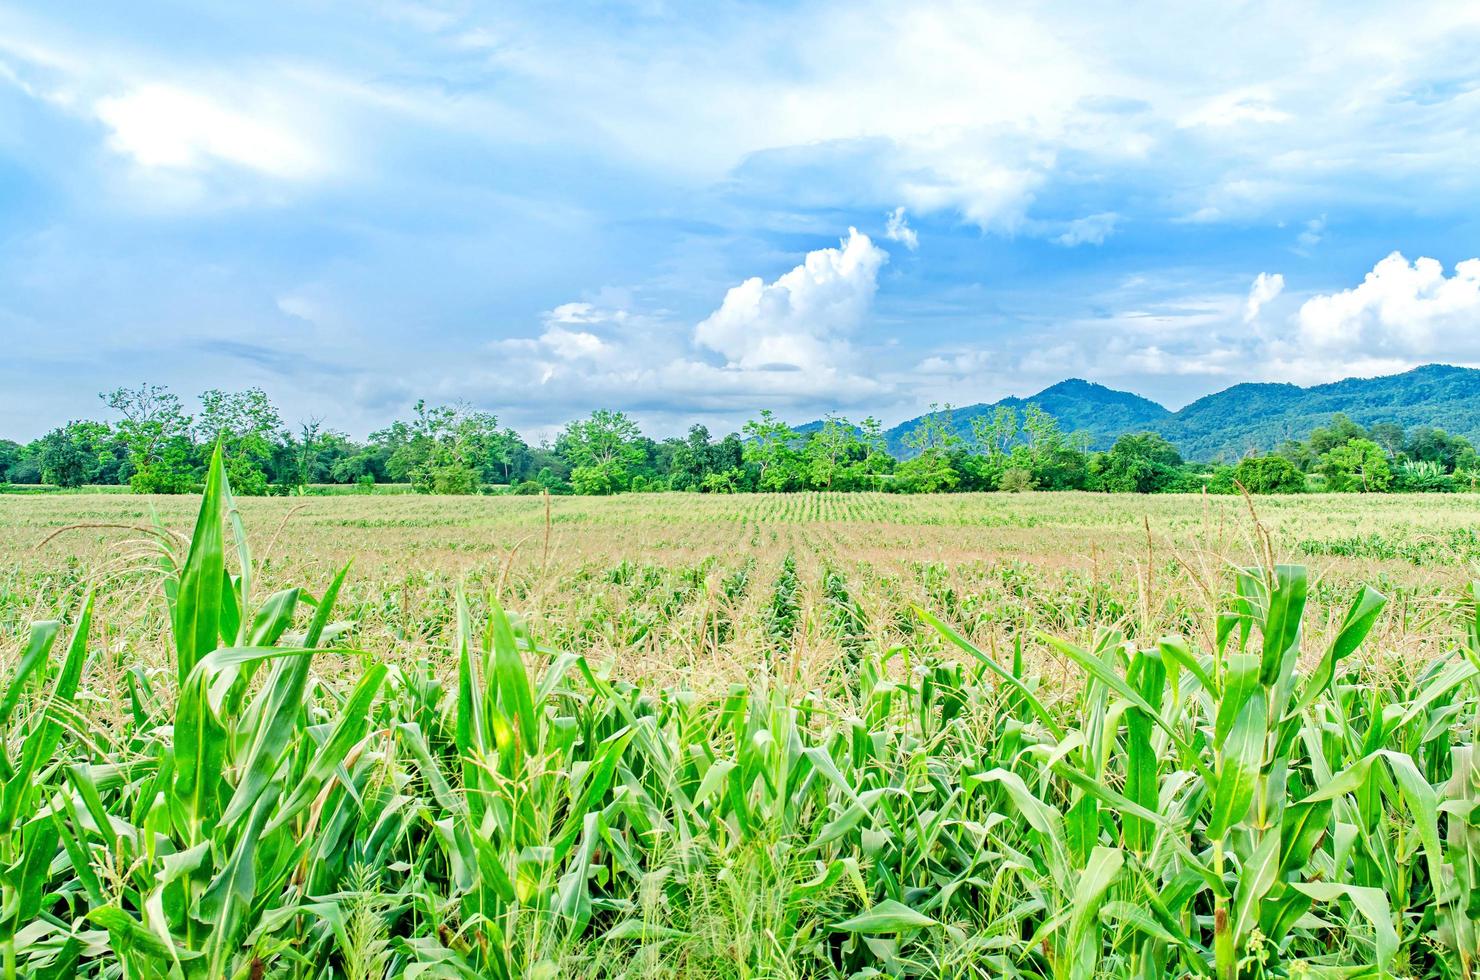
[2, 449, 1478, 977]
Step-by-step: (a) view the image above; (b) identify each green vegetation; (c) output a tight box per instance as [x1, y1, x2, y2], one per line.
[5, 378, 1480, 497]
[3, 447, 1478, 978]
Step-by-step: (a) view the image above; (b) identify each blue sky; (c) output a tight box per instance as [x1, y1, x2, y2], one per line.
[4, 0, 1480, 440]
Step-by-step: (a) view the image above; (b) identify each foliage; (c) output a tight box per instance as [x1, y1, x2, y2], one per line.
[104, 384, 196, 493]
[999, 466, 1034, 492]
[1320, 438, 1394, 493]
[1092, 432, 1184, 493]
[557, 410, 645, 493]
[7, 380, 1480, 497]
[34, 421, 124, 488]
[1231, 455, 1307, 494]
[196, 387, 285, 495]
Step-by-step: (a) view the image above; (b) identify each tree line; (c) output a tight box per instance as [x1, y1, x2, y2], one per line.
[2, 384, 1477, 496]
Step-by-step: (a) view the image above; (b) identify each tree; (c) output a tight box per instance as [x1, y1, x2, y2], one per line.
[102, 383, 196, 492]
[0, 440, 19, 482]
[850, 417, 893, 486]
[35, 421, 120, 488]
[1093, 433, 1183, 493]
[1307, 414, 1368, 457]
[1403, 426, 1474, 472]
[904, 403, 961, 455]
[292, 420, 364, 488]
[999, 467, 1034, 492]
[970, 405, 1020, 457]
[1231, 455, 1306, 494]
[1368, 422, 1406, 458]
[892, 451, 958, 493]
[197, 388, 285, 495]
[1320, 438, 1392, 492]
[742, 410, 802, 492]
[668, 425, 719, 491]
[805, 416, 862, 490]
[557, 410, 644, 494]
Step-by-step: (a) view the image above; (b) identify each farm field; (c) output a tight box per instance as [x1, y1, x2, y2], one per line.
[5, 489, 1480, 682]
[2, 477, 1479, 978]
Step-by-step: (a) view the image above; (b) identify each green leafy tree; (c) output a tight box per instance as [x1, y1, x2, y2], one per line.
[1231, 455, 1307, 494]
[557, 410, 644, 494]
[1403, 426, 1475, 472]
[805, 416, 862, 490]
[969, 405, 1020, 457]
[1093, 433, 1184, 493]
[103, 383, 196, 492]
[892, 451, 959, 493]
[668, 425, 714, 491]
[0, 439, 19, 482]
[1307, 413, 1369, 457]
[35, 421, 120, 488]
[999, 467, 1034, 492]
[197, 388, 286, 495]
[1320, 438, 1392, 492]
[904, 403, 961, 455]
[742, 410, 802, 491]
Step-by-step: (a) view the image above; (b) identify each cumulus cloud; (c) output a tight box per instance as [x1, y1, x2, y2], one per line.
[884, 207, 918, 250]
[695, 228, 887, 372]
[538, 325, 608, 360]
[1244, 272, 1284, 323]
[457, 229, 898, 428]
[94, 84, 326, 178]
[1295, 252, 1480, 357]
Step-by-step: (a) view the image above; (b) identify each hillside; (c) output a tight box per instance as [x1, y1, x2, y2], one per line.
[1159, 364, 1480, 459]
[882, 379, 1171, 455]
[881, 364, 1480, 461]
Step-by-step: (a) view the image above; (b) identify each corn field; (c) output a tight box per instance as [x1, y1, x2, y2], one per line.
[2, 448, 1478, 978]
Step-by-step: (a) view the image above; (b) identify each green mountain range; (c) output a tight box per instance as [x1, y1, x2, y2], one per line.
[878, 364, 1480, 461]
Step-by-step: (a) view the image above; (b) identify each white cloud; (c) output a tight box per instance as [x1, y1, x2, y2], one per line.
[1180, 89, 1292, 129]
[695, 227, 887, 371]
[545, 302, 611, 325]
[1296, 252, 1480, 357]
[1297, 215, 1326, 250]
[884, 207, 918, 250]
[94, 84, 326, 178]
[1244, 272, 1284, 323]
[539, 325, 607, 360]
[1055, 212, 1119, 247]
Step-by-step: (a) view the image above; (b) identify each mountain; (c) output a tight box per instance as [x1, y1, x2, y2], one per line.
[882, 379, 1170, 456]
[1158, 363, 1480, 460]
[874, 364, 1480, 461]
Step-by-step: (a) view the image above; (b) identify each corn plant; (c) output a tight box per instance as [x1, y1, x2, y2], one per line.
[0, 447, 1476, 978]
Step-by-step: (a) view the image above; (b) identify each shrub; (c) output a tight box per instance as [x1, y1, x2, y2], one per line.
[1232, 454, 1307, 493]
[999, 466, 1034, 492]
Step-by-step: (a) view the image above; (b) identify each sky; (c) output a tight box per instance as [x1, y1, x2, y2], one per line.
[4, 0, 1480, 441]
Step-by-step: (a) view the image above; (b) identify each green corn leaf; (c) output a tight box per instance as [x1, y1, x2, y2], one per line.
[1293, 586, 1385, 716]
[1066, 846, 1123, 980]
[1260, 565, 1308, 686]
[836, 899, 936, 934]
[1208, 688, 1265, 838]
[918, 607, 1064, 739]
[490, 600, 538, 751]
[172, 441, 228, 683]
[0, 620, 59, 731]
